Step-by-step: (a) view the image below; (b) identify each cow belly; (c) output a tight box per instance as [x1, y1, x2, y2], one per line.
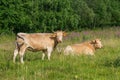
[27, 45, 46, 52]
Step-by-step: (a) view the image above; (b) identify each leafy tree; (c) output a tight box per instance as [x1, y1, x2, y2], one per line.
[0, 0, 120, 34]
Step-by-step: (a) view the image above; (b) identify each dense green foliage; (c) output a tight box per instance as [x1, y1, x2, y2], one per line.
[0, 0, 120, 33]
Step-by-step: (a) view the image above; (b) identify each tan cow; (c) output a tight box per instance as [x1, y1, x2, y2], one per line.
[64, 39, 103, 56]
[13, 31, 66, 63]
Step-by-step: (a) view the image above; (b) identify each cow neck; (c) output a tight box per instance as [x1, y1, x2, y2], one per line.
[91, 44, 96, 51]
[88, 43, 95, 52]
[53, 37, 59, 49]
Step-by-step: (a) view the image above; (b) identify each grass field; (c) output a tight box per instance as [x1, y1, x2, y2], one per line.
[0, 27, 120, 80]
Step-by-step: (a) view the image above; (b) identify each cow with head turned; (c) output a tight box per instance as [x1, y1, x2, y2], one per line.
[13, 31, 66, 63]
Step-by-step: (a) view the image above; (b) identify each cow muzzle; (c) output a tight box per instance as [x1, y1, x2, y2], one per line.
[58, 40, 62, 43]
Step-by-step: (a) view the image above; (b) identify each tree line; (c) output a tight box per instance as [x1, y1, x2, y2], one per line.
[0, 0, 120, 34]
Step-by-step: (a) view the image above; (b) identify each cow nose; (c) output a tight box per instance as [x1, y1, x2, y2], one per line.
[99, 45, 103, 48]
[58, 40, 62, 43]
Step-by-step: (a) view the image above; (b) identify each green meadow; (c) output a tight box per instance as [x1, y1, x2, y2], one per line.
[0, 27, 120, 80]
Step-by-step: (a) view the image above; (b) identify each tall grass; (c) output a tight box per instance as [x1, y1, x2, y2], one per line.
[0, 27, 120, 80]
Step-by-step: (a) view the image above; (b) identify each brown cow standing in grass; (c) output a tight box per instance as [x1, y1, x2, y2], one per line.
[13, 31, 66, 63]
[64, 39, 103, 56]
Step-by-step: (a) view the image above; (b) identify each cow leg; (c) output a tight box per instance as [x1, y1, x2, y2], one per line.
[13, 48, 19, 63]
[19, 44, 27, 63]
[47, 47, 53, 60]
[13, 43, 19, 63]
[42, 50, 47, 60]
[42, 53, 45, 60]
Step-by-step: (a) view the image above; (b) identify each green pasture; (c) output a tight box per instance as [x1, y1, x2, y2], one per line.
[0, 28, 120, 80]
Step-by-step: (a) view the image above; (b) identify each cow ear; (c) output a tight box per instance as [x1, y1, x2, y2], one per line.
[95, 39, 99, 43]
[90, 40, 95, 44]
[51, 33, 57, 37]
[63, 32, 67, 36]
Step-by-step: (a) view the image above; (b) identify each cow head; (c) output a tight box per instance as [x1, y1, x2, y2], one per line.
[90, 39, 103, 49]
[52, 31, 67, 43]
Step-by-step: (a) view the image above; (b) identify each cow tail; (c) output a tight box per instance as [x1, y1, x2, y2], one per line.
[16, 33, 25, 47]
[17, 33, 25, 40]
